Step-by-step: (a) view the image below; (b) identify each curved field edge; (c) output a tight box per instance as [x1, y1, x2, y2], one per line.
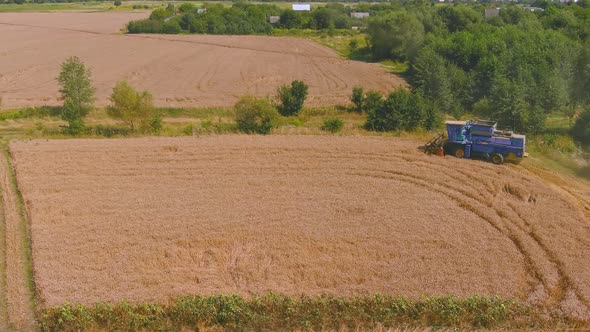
[38, 294, 588, 331]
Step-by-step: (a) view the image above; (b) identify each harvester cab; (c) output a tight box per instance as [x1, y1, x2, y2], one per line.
[421, 119, 527, 165]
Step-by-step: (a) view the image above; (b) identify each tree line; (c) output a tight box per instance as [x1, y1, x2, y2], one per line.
[362, 1, 590, 143]
[127, 2, 363, 35]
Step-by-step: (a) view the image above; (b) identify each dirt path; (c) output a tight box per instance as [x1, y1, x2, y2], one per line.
[0, 147, 35, 330]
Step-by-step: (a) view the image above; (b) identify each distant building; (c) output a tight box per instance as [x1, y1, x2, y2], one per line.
[350, 12, 370, 19]
[484, 8, 500, 19]
[523, 6, 544, 11]
[197, 8, 206, 14]
[292, 4, 311, 11]
[269, 15, 280, 24]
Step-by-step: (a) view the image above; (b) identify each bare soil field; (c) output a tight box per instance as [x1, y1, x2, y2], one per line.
[8, 136, 590, 319]
[0, 12, 404, 109]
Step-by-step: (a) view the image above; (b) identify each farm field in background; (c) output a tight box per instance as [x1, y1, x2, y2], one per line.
[0, 12, 404, 109]
[8, 136, 590, 318]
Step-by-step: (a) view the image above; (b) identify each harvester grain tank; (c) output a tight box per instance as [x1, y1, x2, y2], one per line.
[421, 119, 527, 164]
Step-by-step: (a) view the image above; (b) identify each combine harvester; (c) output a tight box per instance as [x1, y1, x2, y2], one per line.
[421, 119, 527, 165]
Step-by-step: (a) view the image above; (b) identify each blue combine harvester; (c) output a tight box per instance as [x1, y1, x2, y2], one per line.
[421, 119, 527, 164]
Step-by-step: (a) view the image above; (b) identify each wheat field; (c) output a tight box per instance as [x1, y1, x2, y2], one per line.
[8, 136, 590, 319]
[0, 12, 403, 109]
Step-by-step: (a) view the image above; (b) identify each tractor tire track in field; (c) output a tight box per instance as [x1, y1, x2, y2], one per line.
[330, 142, 589, 316]
[353, 160, 590, 318]
[0, 147, 36, 330]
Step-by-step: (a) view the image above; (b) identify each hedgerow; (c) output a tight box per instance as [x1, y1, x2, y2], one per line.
[38, 293, 563, 331]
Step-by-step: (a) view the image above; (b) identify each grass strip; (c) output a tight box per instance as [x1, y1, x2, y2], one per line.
[0, 151, 8, 331]
[1, 146, 37, 315]
[38, 293, 588, 331]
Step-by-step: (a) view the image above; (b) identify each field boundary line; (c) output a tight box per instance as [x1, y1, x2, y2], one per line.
[0, 144, 37, 329]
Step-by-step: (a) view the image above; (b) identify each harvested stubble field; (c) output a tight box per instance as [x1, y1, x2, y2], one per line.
[0, 12, 403, 109]
[7, 136, 590, 321]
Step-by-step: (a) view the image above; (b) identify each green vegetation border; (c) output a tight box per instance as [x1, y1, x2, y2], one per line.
[2, 146, 37, 316]
[39, 293, 588, 331]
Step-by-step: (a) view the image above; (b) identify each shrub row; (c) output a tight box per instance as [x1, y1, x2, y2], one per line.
[39, 294, 553, 332]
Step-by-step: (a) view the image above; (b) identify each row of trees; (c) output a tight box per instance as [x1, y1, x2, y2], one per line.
[56, 57, 160, 134]
[127, 2, 363, 35]
[55, 56, 312, 136]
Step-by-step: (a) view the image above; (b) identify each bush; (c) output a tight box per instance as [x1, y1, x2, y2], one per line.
[365, 87, 423, 132]
[127, 19, 163, 33]
[321, 118, 344, 133]
[572, 109, 590, 145]
[235, 96, 279, 134]
[114, 0, 121, 6]
[107, 81, 155, 132]
[162, 20, 182, 34]
[277, 80, 308, 116]
[350, 86, 363, 113]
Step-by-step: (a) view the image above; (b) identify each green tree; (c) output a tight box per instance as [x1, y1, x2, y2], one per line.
[178, 3, 195, 13]
[162, 20, 182, 34]
[350, 86, 364, 113]
[363, 90, 384, 115]
[276, 80, 308, 116]
[574, 43, 590, 105]
[166, 3, 175, 13]
[150, 8, 173, 21]
[114, 0, 122, 7]
[365, 88, 423, 131]
[367, 11, 424, 61]
[411, 47, 452, 113]
[437, 5, 482, 32]
[56, 56, 95, 134]
[107, 81, 155, 132]
[235, 96, 279, 134]
[572, 109, 590, 144]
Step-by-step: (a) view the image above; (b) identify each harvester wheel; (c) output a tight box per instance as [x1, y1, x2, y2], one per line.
[454, 148, 465, 158]
[491, 153, 504, 165]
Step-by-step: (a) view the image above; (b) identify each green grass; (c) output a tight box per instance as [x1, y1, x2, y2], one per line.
[378, 59, 409, 74]
[37, 293, 576, 331]
[0, 156, 7, 330]
[155, 106, 234, 119]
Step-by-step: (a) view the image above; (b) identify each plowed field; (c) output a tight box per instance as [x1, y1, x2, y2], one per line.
[0, 12, 404, 109]
[8, 136, 590, 319]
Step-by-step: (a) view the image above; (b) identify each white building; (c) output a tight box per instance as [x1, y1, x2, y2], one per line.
[292, 4, 311, 11]
[351, 12, 370, 19]
[269, 16, 280, 24]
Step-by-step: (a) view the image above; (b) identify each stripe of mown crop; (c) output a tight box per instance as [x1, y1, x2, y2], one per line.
[37, 294, 590, 331]
[1, 144, 37, 328]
